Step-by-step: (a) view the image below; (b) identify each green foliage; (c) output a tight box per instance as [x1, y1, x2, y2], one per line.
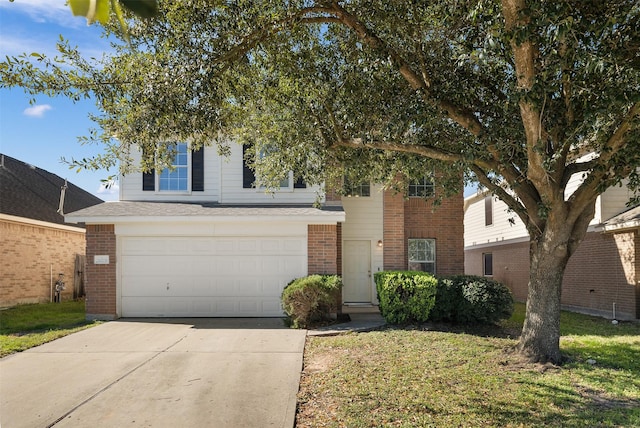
[281, 275, 342, 328]
[431, 275, 514, 325]
[374, 271, 438, 324]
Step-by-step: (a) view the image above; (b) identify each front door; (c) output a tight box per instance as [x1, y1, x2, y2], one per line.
[343, 240, 372, 303]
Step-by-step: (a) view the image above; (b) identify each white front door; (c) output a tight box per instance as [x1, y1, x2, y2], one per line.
[343, 240, 372, 303]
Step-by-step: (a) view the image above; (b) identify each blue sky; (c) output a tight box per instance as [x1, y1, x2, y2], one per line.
[0, 0, 118, 200]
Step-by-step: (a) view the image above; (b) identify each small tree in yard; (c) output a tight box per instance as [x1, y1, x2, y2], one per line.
[2, 1, 638, 364]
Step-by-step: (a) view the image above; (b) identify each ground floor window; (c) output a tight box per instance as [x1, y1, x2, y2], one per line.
[483, 252, 493, 276]
[408, 238, 436, 274]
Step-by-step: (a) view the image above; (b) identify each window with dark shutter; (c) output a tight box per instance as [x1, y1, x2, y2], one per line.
[242, 144, 256, 188]
[294, 176, 307, 189]
[142, 147, 155, 191]
[191, 147, 204, 191]
[484, 195, 493, 226]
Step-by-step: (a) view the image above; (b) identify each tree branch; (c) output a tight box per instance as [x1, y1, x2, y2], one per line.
[328, 2, 485, 138]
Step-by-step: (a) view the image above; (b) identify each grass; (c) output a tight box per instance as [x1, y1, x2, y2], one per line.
[0, 300, 99, 357]
[297, 303, 640, 427]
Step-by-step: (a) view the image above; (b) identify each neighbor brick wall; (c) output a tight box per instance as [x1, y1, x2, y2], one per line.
[308, 224, 338, 275]
[465, 240, 530, 302]
[0, 218, 85, 307]
[563, 230, 637, 319]
[85, 224, 117, 319]
[465, 230, 639, 320]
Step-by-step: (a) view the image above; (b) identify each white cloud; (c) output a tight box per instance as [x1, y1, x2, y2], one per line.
[23, 104, 52, 117]
[0, 0, 81, 28]
[96, 180, 120, 200]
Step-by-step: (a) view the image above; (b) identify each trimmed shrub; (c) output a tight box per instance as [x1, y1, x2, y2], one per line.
[431, 275, 514, 324]
[281, 275, 342, 328]
[374, 271, 438, 324]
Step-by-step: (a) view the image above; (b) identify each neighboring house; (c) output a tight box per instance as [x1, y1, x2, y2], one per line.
[0, 154, 103, 307]
[65, 143, 464, 319]
[464, 182, 639, 320]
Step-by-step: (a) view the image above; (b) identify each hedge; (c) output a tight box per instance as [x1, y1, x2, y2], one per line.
[281, 275, 342, 328]
[374, 271, 438, 324]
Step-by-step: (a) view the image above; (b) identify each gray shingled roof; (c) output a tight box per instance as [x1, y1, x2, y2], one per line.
[603, 205, 640, 232]
[0, 153, 103, 226]
[65, 201, 345, 223]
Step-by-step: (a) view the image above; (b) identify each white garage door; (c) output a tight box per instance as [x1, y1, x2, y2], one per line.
[120, 236, 307, 317]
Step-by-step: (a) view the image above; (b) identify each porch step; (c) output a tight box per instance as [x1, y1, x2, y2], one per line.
[342, 304, 380, 314]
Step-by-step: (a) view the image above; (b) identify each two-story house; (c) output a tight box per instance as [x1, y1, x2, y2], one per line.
[66, 143, 464, 319]
[464, 181, 639, 320]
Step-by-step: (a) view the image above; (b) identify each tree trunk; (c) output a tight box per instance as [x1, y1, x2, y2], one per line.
[517, 223, 574, 364]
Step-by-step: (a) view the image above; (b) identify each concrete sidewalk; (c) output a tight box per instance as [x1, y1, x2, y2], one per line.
[307, 312, 387, 336]
[0, 319, 306, 428]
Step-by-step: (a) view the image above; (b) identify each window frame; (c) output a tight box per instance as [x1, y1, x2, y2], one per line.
[484, 195, 493, 226]
[242, 144, 297, 191]
[157, 142, 191, 193]
[483, 252, 493, 276]
[344, 179, 371, 197]
[407, 238, 436, 274]
[408, 175, 435, 198]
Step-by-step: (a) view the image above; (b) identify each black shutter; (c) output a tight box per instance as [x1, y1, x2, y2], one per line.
[242, 144, 256, 188]
[294, 176, 307, 189]
[142, 147, 155, 191]
[191, 147, 204, 191]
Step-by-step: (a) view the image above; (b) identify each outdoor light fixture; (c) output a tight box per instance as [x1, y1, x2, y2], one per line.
[377, 240, 383, 247]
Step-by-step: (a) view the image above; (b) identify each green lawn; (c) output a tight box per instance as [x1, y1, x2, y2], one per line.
[297, 304, 640, 427]
[0, 300, 99, 357]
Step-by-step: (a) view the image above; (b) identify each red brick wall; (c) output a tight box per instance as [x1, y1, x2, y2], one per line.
[383, 191, 405, 270]
[0, 218, 85, 306]
[383, 190, 465, 275]
[85, 224, 117, 320]
[465, 230, 639, 319]
[465, 240, 530, 302]
[563, 230, 637, 319]
[308, 224, 338, 275]
[404, 195, 465, 276]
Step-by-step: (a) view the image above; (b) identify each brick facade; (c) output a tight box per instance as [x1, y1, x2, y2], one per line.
[0, 217, 85, 306]
[465, 240, 530, 302]
[307, 224, 340, 275]
[383, 189, 465, 275]
[85, 224, 117, 320]
[465, 230, 639, 320]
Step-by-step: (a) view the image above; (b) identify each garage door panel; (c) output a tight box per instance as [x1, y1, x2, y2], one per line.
[120, 236, 307, 317]
[121, 296, 285, 317]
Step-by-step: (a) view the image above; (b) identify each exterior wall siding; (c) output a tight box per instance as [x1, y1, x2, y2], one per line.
[465, 231, 639, 320]
[465, 240, 530, 302]
[85, 224, 117, 319]
[0, 218, 85, 306]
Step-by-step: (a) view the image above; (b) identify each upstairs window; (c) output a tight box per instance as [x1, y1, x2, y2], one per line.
[242, 144, 303, 190]
[408, 176, 435, 198]
[484, 195, 493, 226]
[408, 238, 436, 274]
[344, 178, 370, 197]
[142, 143, 204, 192]
[159, 142, 189, 191]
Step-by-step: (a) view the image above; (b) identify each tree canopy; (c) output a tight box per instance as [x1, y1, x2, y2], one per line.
[2, 0, 638, 363]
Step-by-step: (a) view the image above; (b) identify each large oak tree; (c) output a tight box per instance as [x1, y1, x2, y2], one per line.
[2, 0, 638, 363]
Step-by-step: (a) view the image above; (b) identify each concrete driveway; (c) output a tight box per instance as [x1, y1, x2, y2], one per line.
[0, 318, 306, 428]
